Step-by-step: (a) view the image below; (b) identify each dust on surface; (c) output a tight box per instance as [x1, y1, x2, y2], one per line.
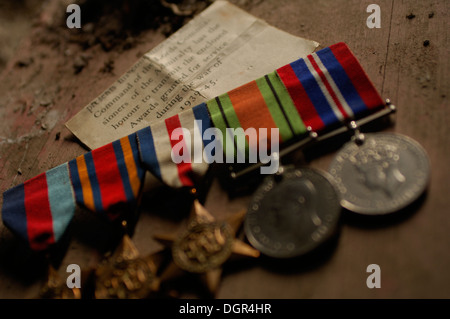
[0, 0, 41, 72]
[0, 0, 211, 74]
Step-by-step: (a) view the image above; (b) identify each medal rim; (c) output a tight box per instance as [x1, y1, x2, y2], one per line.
[244, 167, 341, 259]
[328, 132, 431, 215]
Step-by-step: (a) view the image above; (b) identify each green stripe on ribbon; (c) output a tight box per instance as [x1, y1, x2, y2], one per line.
[216, 93, 243, 131]
[266, 71, 306, 135]
[219, 94, 249, 160]
[206, 98, 232, 161]
[255, 76, 294, 141]
[215, 94, 248, 160]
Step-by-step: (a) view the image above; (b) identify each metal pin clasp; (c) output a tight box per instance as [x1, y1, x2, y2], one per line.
[349, 120, 365, 145]
[274, 156, 284, 182]
[385, 98, 397, 120]
[306, 126, 318, 140]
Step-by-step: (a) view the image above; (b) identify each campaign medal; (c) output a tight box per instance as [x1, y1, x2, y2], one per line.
[39, 265, 82, 299]
[172, 221, 234, 274]
[244, 167, 341, 258]
[154, 199, 259, 295]
[329, 132, 430, 215]
[93, 221, 161, 299]
[1, 42, 411, 298]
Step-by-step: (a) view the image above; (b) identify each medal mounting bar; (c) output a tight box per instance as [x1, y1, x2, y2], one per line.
[229, 99, 397, 179]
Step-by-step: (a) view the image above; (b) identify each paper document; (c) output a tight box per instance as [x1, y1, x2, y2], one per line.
[66, 0, 319, 149]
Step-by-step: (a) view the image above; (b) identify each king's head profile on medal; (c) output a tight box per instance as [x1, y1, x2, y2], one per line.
[351, 140, 406, 197]
[329, 132, 430, 215]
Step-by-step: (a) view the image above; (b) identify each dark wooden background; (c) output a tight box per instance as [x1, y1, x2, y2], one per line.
[0, 0, 448, 299]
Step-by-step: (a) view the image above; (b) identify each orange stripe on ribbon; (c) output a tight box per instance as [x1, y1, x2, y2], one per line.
[120, 136, 141, 198]
[76, 155, 95, 211]
[227, 81, 278, 147]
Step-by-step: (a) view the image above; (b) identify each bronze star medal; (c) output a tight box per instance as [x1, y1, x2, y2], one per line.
[154, 200, 260, 295]
[93, 221, 161, 299]
[39, 265, 82, 299]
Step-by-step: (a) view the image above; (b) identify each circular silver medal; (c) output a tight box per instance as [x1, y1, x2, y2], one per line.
[328, 133, 430, 215]
[244, 167, 341, 258]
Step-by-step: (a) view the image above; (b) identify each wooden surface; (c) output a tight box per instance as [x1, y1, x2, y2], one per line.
[0, 0, 448, 299]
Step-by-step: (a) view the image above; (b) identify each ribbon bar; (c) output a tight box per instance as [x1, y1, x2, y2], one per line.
[1, 42, 383, 250]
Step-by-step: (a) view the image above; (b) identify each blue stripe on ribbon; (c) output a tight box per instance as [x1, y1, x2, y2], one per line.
[112, 139, 135, 202]
[193, 102, 215, 150]
[45, 163, 75, 242]
[68, 158, 83, 204]
[316, 47, 368, 115]
[2, 184, 28, 243]
[289, 59, 339, 127]
[84, 152, 103, 211]
[136, 126, 162, 180]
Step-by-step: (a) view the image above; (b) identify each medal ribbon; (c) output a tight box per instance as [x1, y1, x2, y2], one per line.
[2, 133, 145, 250]
[1, 42, 383, 250]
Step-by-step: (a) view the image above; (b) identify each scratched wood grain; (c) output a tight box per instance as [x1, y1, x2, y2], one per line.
[0, 0, 448, 298]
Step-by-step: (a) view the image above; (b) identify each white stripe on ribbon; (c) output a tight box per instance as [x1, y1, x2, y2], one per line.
[178, 108, 209, 178]
[311, 53, 354, 118]
[304, 56, 345, 121]
[150, 120, 183, 188]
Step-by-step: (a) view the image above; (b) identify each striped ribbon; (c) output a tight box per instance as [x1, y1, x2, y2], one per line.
[207, 70, 307, 159]
[1, 42, 383, 250]
[2, 163, 75, 251]
[136, 103, 213, 188]
[2, 134, 145, 250]
[68, 133, 145, 219]
[277, 43, 383, 131]
[136, 42, 383, 189]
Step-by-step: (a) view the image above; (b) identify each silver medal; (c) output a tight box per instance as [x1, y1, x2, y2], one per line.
[245, 167, 341, 258]
[328, 133, 430, 215]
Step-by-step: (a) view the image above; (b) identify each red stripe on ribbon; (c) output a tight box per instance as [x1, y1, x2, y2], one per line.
[92, 143, 127, 216]
[277, 64, 325, 131]
[24, 173, 54, 250]
[165, 115, 194, 187]
[307, 55, 349, 118]
[329, 42, 384, 110]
